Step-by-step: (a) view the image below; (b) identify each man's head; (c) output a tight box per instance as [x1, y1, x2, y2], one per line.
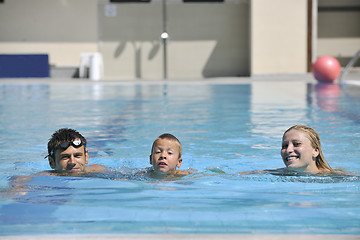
[47, 128, 89, 173]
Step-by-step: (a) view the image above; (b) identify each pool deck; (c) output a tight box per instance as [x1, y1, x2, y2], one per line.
[0, 72, 359, 86]
[0, 75, 313, 85]
[1, 234, 360, 240]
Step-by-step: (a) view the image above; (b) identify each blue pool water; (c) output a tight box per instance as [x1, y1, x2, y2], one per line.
[0, 79, 359, 235]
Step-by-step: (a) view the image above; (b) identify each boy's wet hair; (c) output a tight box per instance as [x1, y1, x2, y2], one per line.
[151, 133, 182, 157]
[47, 128, 87, 157]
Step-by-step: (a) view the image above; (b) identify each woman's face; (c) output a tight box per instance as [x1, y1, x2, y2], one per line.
[281, 129, 319, 173]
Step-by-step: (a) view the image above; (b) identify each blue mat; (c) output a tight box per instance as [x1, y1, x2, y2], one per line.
[0, 54, 49, 78]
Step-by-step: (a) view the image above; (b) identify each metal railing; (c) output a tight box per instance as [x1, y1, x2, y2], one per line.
[339, 50, 360, 84]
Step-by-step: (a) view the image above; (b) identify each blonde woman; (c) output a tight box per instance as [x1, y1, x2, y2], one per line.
[240, 125, 335, 175]
[280, 125, 334, 173]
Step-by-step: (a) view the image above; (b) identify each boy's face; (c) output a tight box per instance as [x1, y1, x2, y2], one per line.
[50, 141, 89, 173]
[150, 138, 182, 174]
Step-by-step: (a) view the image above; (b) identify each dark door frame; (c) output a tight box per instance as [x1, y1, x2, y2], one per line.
[307, 0, 313, 72]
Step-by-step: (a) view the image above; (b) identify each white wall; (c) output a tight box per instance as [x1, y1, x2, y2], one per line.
[0, 0, 98, 67]
[99, 1, 250, 79]
[250, 0, 308, 75]
[2, 0, 356, 79]
[317, 0, 360, 66]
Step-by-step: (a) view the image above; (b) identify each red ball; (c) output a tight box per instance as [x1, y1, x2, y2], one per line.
[312, 56, 341, 83]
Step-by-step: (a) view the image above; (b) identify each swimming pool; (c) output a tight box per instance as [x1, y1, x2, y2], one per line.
[0, 78, 359, 236]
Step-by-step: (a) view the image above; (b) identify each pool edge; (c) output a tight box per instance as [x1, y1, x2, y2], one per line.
[1, 234, 359, 240]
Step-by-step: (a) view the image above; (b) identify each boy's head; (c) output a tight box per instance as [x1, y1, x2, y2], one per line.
[47, 128, 89, 173]
[150, 133, 183, 174]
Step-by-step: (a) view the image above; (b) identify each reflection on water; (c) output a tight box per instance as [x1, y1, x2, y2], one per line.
[239, 171, 360, 183]
[313, 83, 340, 112]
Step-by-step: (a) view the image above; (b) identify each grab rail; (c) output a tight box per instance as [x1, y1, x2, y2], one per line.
[339, 50, 360, 84]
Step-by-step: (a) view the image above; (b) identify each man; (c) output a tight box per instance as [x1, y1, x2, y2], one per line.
[4, 128, 106, 198]
[45, 128, 106, 175]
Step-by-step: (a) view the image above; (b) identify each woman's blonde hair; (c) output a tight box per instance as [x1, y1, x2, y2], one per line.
[284, 125, 334, 172]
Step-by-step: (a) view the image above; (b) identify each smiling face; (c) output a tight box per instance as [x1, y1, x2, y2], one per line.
[50, 140, 89, 173]
[150, 138, 182, 174]
[281, 129, 320, 173]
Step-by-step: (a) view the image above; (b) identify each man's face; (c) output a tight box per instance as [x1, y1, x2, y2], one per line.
[50, 141, 89, 173]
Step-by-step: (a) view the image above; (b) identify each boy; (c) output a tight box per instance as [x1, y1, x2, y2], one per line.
[149, 133, 190, 178]
[44, 128, 106, 175]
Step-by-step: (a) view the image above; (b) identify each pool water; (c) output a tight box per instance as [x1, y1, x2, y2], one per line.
[0, 79, 359, 235]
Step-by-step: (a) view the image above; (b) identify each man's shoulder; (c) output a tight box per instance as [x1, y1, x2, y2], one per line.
[86, 164, 107, 173]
